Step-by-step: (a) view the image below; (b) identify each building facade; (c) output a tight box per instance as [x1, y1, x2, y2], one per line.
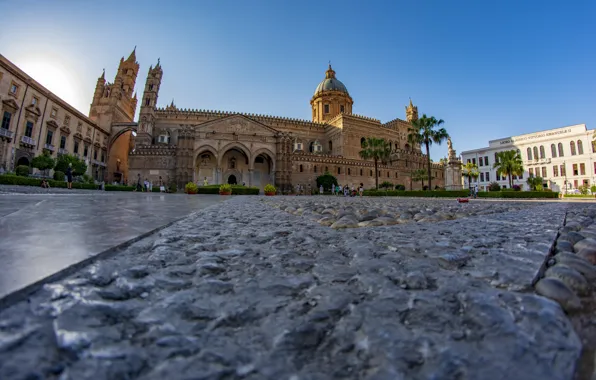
[1, 50, 447, 191]
[0, 55, 110, 179]
[461, 124, 596, 192]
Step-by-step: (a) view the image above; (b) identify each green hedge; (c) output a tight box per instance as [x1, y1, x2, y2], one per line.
[478, 191, 559, 198]
[197, 185, 260, 195]
[363, 190, 470, 198]
[105, 185, 135, 191]
[0, 175, 97, 190]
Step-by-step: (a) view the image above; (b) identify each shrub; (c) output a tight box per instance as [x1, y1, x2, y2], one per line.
[0, 174, 97, 190]
[105, 185, 135, 191]
[578, 184, 589, 195]
[16, 165, 30, 177]
[185, 182, 198, 194]
[54, 154, 87, 177]
[264, 184, 276, 194]
[31, 152, 56, 172]
[316, 172, 338, 191]
[53, 171, 65, 181]
[394, 184, 406, 191]
[477, 191, 558, 199]
[422, 185, 429, 191]
[513, 184, 521, 191]
[169, 183, 177, 193]
[198, 184, 259, 195]
[488, 182, 501, 191]
[219, 183, 232, 194]
[591, 185, 596, 194]
[380, 181, 393, 190]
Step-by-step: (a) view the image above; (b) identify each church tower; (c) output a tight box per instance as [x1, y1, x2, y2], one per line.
[89, 47, 139, 128]
[137, 58, 163, 145]
[405, 98, 418, 122]
[310, 64, 353, 123]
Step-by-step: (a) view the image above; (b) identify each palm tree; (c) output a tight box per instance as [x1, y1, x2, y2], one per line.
[461, 162, 479, 191]
[410, 169, 427, 190]
[527, 176, 544, 191]
[408, 115, 449, 190]
[359, 137, 391, 190]
[493, 150, 524, 188]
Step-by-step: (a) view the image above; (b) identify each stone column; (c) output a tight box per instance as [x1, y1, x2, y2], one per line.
[248, 169, 254, 187]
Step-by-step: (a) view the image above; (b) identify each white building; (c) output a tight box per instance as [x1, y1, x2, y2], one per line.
[460, 124, 595, 192]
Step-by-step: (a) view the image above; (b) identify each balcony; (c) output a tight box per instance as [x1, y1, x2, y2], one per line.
[20, 135, 36, 147]
[58, 148, 68, 155]
[0, 128, 14, 140]
[44, 143, 55, 152]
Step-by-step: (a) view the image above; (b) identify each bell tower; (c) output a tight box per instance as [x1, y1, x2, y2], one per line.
[405, 98, 418, 122]
[137, 58, 163, 145]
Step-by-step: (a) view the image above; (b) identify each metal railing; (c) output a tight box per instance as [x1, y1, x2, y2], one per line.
[44, 143, 55, 151]
[0, 128, 14, 139]
[58, 148, 68, 155]
[21, 135, 35, 145]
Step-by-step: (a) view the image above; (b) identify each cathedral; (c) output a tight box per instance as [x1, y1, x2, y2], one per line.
[94, 49, 446, 192]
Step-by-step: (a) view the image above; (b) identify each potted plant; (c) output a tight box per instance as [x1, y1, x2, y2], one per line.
[264, 184, 276, 196]
[219, 183, 232, 195]
[185, 182, 198, 194]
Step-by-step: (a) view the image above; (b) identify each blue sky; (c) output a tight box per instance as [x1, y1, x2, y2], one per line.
[2, 0, 595, 160]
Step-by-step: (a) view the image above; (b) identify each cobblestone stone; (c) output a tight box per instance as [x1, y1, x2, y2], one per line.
[0, 196, 591, 380]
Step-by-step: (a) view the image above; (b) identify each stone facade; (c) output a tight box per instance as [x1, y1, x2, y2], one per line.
[0, 55, 110, 179]
[126, 61, 445, 191]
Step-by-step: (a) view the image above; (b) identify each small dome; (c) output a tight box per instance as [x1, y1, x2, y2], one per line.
[314, 65, 349, 96]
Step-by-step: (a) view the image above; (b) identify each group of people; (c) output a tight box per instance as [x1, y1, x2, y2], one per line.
[136, 174, 168, 192]
[39, 163, 74, 189]
[331, 183, 364, 197]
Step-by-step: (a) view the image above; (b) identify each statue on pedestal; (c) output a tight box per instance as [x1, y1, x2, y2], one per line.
[447, 137, 457, 161]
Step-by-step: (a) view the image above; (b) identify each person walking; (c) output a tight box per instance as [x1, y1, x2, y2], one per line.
[319, 184, 324, 195]
[359, 183, 364, 197]
[66, 163, 73, 189]
[474, 184, 479, 199]
[136, 173, 142, 192]
[331, 183, 335, 195]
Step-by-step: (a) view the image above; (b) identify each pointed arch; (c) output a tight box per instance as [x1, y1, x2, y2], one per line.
[217, 142, 251, 168]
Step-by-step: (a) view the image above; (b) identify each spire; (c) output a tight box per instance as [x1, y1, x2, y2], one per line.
[171, 98, 175, 107]
[409, 98, 413, 108]
[156, 58, 161, 68]
[100, 68, 105, 80]
[126, 46, 137, 62]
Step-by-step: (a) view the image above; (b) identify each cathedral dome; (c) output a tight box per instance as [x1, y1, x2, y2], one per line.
[314, 65, 349, 96]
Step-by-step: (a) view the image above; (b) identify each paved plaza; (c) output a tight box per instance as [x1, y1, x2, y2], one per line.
[0, 187, 225, 299]
[1, 194, 595, 380]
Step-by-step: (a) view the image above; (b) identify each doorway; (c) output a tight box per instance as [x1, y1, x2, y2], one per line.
[227, 174, 237, 185]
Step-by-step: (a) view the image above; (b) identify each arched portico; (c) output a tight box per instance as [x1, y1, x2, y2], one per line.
[251, 148, 276, 189]
[107, 123, 137, 184]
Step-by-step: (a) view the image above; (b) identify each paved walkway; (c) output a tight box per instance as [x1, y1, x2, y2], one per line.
[0, 192, 225, 299]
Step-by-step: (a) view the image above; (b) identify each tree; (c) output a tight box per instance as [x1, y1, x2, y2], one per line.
[410, 169, 428, 190]
[359, 137, 391, 190]
[527, 176, 544, 191]
[54, 154, 87, 176]
[316, 171, 338, 191]
[493, 150, 524, 188]
[408, 115, 449, 190]
[461, 162, 479, 190]
[31, 152, 56, 176]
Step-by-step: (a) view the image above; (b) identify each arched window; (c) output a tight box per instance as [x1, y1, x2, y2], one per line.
[314, 166, 317, 173]
[387, 171, 390, 178]
[495, 152, 500, 164]
[309, 141, 314, 153]
[299, 164, 303, 172]
[348, 168, 351, 175]
[370, 169, 373, 176]
[158, 130, 170, 144]
[533, 147, 539, 160]
[395, 172, 398, 178]
[558, 142, 564, 157]
[570, 141, 576, 156]
[360, 137, 366, 147]
[360, 169, 363, 176]
[551, 144, 557, 158]
[337, 167, 341, 175]
[577, 140, 584, 155]
[539, 146, 545, 159]
[527, 147, 532, 160]
[328, 141, 332, 152]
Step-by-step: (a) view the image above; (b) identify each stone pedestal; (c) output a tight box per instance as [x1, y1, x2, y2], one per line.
[445, 159, 463, 190]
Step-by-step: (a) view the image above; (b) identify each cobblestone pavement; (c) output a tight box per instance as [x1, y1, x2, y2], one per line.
[0, 196, 592, 380]
[0, 191, 225, 299]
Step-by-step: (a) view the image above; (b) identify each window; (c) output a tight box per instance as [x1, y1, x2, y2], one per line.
[299, 164, 303, 172]
[529, 168, 534, 177]
[574, 180, 579, 189]
[324, 104, 329, 114]
[74, 141, 79, 154]
[101, 153, 105, 163]
[314, 166, 317, 173]
[94, 150, 98, 160]
[360, 169, 363, 176]
[387, 171, 390, 178]
[486, 172, 490, 181]
[479, 158, 483, 167]
[328, 141, 332, 152]
[578, 140, 584, 155]
[51, 108, 58, 118]
[9, 82, 18, 95]
[84, 145, 89, 157]
[539, 146, 545, 159]
[1, 112, 11, 130]
[325, 166, 328, 172]
[337, 167, 341, 175]
[370, 170, 373, 176]
[340, 105, 345, 113]
[32, 96, 39, 106]
[542, 167, 547, 178]
[558, 143, 564, 156]
[467, 159, 471, 164]
[551, 144, 557, 158]
[472, 158, 476, 165]
[45, 130, 53, 145]
[484, 156, 489, 166]
[494, 152, 499, 163]
[533, 147, 539, 160]
[519, 172, 523, 179]
[60, 136, 66, 149]
[480, 173, 485, 182]
[573, 164, 578, 176]
[527, 148, 532, 160]
[149, 84, 154, 91]
[395, 172, 398, 179]
[158, 134, 170, 144]
[553, 166, 558, 177]
[580, 163, 586, 175]
[361, 137, 366, 147]
[145, 98, 150, 106]
[25, 121, 33, 137]
[570, 141, 577, 156]
[348, 168, 351, 175]
[560, 165, 566, 177]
